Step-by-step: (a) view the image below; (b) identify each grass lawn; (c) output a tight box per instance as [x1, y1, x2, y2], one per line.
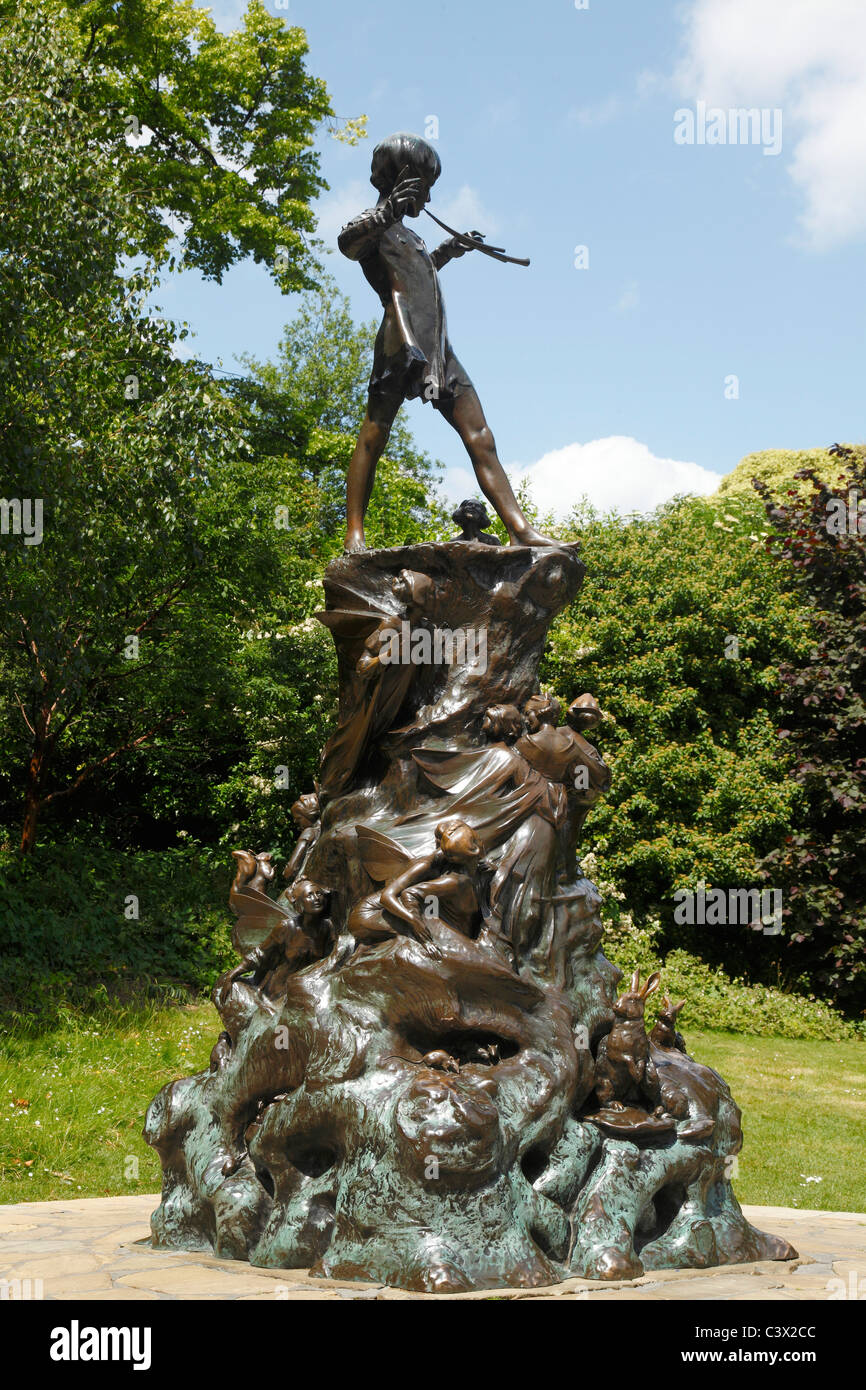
[1, 1003, 864, 1211]
[0, 1002, 215, 1204]
[688, 1031, 866, 1212]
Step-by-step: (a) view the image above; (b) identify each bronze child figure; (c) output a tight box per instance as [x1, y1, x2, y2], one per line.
[338, 131, 554, 554]
[451, 498, 502, 546]
[349, 817, 493, 957]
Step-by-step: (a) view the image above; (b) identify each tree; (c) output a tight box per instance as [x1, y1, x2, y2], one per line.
[33, 288, 452, 855]
[755, 449, 866, 1010]
[0, 2, 285, 852]
[0, 36, 448, 862]
[191, 285, 450, 852]
[542, 492, 813, 988]
[2, 0, 364, 290]
[716, 446, 850, 503]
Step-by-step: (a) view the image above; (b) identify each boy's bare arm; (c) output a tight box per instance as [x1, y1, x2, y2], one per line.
[430, 236, 467, 270]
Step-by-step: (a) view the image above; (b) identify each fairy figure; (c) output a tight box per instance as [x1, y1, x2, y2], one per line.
[282, 791, 321, 890]
[349, 817, 493, 958]
[317, 568, 435, 798]
[225, 879, 334, 995]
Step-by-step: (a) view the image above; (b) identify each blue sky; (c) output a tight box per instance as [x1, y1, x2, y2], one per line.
[163, 0, 866, 515]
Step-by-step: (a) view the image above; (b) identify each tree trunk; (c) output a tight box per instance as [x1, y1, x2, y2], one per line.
[20, 742, 45, 855]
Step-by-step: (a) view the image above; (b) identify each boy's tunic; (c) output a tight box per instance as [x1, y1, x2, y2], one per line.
[338, 206, 473, 407]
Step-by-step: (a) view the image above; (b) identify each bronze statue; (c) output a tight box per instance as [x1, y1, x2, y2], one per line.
[229, 849, 286, 955]
[226, 878, 333, 992]
[481, 702, 523, 742]
[144, 166, 797, 1292]
[348, 817, 491, 957]
[650, 994, 687, 1052]
[282, 792, 321, 889]
[338, 132, 554, 554]
[593, 968, 663, 1113]
[452, 499, 502, 546]
[317, 567, 435, 798]
[397, 692, 610, 967]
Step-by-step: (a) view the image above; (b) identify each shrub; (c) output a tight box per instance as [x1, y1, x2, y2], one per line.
[587, 855, 863, 1041]
[0, 841, 234, 1027]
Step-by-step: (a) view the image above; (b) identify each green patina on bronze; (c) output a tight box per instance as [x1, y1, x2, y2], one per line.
[144, 538, 795, 1293]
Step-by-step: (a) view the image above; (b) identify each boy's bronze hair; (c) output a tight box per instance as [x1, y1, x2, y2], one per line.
[370, 132, 441, 195]
[291, 792, 319, 827]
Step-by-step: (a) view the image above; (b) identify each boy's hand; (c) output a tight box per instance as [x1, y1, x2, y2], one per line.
[385, 165, 423, 220]
[443, 231, 487, 258]
[434, 231, 486, 266]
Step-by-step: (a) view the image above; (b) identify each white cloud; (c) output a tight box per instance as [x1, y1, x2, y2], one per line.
[482, 98, 521, 129]
[444, 465, 479, 510]
[674, 0, 866, 250]
[568, 95, 621, 128]
[508, 436, 722, 517]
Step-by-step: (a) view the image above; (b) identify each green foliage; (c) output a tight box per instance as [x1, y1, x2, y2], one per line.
[9, 0, 359, 289]
[0, 3, 440, 857]
[548, 464, 865, 1012]
[659, 951, 864, 1039]
[543, 492, 816, 990]
[185, 282, 450, 851]
[716, 446, 856, 501]
[586, 857, 862, 1041]
[0, 4, 299, 852]
[0, 843, 233, 1027]
[755, 451, 866, 1009]
[547, 489, 811, 911]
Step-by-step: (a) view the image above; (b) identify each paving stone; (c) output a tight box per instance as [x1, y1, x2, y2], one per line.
[69, 1290, 163, 1301]
[0, 1240, 78, 1262]
[115, 1266, 294, 1297]
[2, 1196, 863, 1301]
[1, 1251, 102, 1279]
[102, 1256, 194, 1275]
[45, 1271, 116, 1295]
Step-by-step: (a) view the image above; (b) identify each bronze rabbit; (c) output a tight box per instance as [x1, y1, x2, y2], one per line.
[650, 994, 687, 1052]
[594, 968, 662, 1111]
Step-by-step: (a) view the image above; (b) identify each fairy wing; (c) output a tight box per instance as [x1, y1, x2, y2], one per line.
[230, 884, 291, 921]
[354, 824, 415, 883]
[314, 607, 385, 639]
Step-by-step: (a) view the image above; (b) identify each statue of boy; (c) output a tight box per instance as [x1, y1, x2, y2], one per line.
[338, 131, 553, 554]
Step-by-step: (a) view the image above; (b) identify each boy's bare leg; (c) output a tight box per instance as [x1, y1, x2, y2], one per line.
[344, 397, 400, 553]
[442, 388, 556, 546]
